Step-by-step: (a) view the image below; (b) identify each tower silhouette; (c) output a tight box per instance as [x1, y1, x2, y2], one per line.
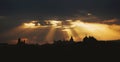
[17, 38, 26, 46]
[18, 38, 21, 44]
[69, 36, 74, 43]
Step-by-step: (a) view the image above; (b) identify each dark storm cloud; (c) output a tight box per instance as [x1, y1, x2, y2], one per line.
[0, 0, 120, 17]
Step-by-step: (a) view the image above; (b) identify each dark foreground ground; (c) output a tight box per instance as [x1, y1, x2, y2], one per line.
[1, 38, 120, 61]
[0, 44, 120, 62]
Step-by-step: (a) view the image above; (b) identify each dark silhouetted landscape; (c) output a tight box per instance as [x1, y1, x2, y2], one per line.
[1, 36, 120, 61]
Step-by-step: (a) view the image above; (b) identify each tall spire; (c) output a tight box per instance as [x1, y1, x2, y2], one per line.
[18, 38, 21, 43]
[17, 38, 26, 45]
[70, 36, 74, 42]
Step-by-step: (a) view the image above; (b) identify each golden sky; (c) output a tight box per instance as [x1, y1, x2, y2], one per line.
[1, 19, 120, 44]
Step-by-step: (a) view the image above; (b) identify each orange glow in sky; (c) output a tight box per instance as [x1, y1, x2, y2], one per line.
[1, 20, 120, 44]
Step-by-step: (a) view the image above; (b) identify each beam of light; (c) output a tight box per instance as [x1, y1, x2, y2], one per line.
[72, 27, 89, 41]
[53, 28, 68, 41]
[44, 27, 56, 44]
[71, 20, 120, 41]
[61, 29, 71, 41]
[61, 28, 82, 42]
[24, 27, 47, 44]
[37, 28, 51, 45]
[61, 28, 76, 41]
[70, 28, 82, 42]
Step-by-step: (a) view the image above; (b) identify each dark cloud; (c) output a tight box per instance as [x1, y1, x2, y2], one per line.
[0, 0, 120, 17]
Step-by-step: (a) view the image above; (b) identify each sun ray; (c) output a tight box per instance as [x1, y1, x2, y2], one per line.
[70, 28, 82, 41]
[61, 28, 76, 41]
[44, 27, 56, 44]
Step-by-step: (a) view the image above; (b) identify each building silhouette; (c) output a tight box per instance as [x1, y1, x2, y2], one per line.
[17, 38, 26, 46]
[83, 36, 97, 43]
[0, 36, 120, 48]
[69, 36, 74, 43]
[83, 36, 97, 48]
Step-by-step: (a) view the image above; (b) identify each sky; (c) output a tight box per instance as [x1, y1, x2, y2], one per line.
[1, 0, 120, 17]
[0, 0, 120, 44]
